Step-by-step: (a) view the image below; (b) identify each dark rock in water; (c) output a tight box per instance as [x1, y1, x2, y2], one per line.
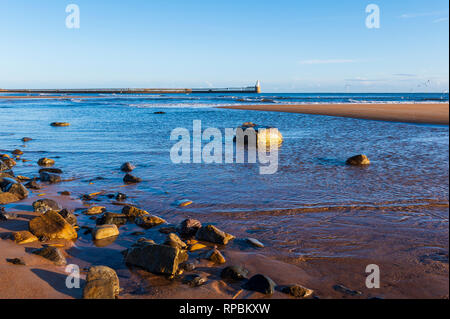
[178, 219, 202, 238]
[159, 226, 177, 234]
[182, 274, 207, 287]
[123, 173, 142, 184]
[333, 284, 363, 296]
[40, 172, 61, 184]
[0, 161, 10, 172]
[115, 193, 127, 201]
[58, 209, 77, 226]
[96, 212, 128, 227]
[39, 168, 63, 174]
[37, 158, 55, 167]
[120, 162, 136, 173]
[12, 149, 23, 156]
[221, 265, 249, 281]
[124, 243, 188, 276]
[60, 191, 71, 196]
[50, 122, 70, 127]
[6, 258, 25, 265]
[122, 205, 149, 220]
[346, 154, 370, 166]
[83, 266, 120, 299]
[131, 231, 145, 236]
[154, 111, 166, 114]
[33, 199, 62, 213]
[81, 194, 93, 201]
[25, 179, 40, 190]
[196, 225, 235, 245]
[135, 215, 166, 229]
[1, 156, 16, 170]
[22, 137, 33, 142]
[242, 274, 276, 295]
[132, 238, 156, 247]
[180, 262, 196, 272]
[164, 233, 187, 250]
[32, 247, 67, 265]
[281, 284, 314, 298]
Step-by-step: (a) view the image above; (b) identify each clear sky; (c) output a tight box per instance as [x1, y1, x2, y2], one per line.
[0, 0, 448, 92]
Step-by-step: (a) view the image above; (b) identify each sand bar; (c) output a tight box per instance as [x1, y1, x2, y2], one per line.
[221, 103, 449, 125]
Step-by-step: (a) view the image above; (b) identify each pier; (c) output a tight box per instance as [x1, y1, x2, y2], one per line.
[0, 81, 261, 95]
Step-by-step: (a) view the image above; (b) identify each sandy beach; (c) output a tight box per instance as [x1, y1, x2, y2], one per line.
[221, 103, 450, 125]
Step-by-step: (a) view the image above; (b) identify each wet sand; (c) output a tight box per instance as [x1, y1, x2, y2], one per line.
[221, 103, 450, 125]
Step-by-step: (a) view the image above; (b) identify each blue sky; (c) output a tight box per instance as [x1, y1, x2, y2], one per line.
[0, 0, 448, 92]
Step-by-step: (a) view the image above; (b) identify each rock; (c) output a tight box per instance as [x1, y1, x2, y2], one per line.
[115, 193, 127, 201]
[25, 179, 40, 190]
[11, 231, 38, 244]
[39, 172, 61, 184]
[234, 123, 283, 148]
[83, 266, 120, 299]
[12, 149, 23, 155]
[154, 111, 166, 114]
[180, 262, 196, 272]
[177, 199, 193, 207]
[0, 178, 29, 204]
[130, 231, 145, 236]
[0, 161, 10, 172]
[135, 215, 166, 229]
[84, 206, 106, 215]
[195, 225, 235, 245]
[32, 199, 62, 213]
[164, 233, 187, 250]
[96, 212, 128, 227]
[124, 243, 188, 276]
[132, 238, 156, 247]
[60, 191, 71, 196]
[246, 238, 265, 248]
[189, 243, 207, 252]
[0, 207, 17, 221]
[16, 175, 31, 182]
[205, 248, 226, 264]
[32, 247, 67, 265]
[29, 211, 78, 240]
[182, 274, 207, 287]
[333, 284, 362, 296]
[221, 266, 249, 281]
[37, 158, 55, 167]
[92, 224, 119, 240]
[281, 284, 314, 298]
[346, 154, 370, 166]
[22, 137, 32, 142]
[120, 162, 135, 172]
[6, 258, 25, 265]
[123, 173, 142, 184]
[121, 205, 149, 221]
[58, 209, 77, 226]
[242, 274, 276, 295]
[39, 168, 63, 174]
[50, 122, 70, 127]
[178, 219, 202, 238]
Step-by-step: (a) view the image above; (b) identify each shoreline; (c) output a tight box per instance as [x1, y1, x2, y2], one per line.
[220, 103, 450, 125]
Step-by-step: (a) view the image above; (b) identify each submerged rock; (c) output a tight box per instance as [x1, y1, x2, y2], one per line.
[221, 265, 249, 281]
[196, 225, 235, 245]
[96, 212, 128, 227]
[21, 137, 32, 142]
[83, 266, 120, 299]
[50, 122, 70, 127]
[135, 215, 166, 229]
[346, 154, 370, 166]
[37, 158, 55, 167]
[92, 224, 119, 240]
[178, 218, 202, 238]
[25, 179, 40, 190]
[242, 274, 276, 295]
[120, 162, 135, 173]
[12, 149, 23, 156]
[281, 284, 314, 298]
[32, 247, 67, 265]
[40, 171, 61, 184]
[115, 193, 127, 201]
[39, 168, 63, 174]
[123, 173, 142, 184]
[125, 243, 188, 276]
[32, 199, 62, 214]
[11, 231, 38, 244]
[121, 205, 149, 221]
[29, 211, 78, 240]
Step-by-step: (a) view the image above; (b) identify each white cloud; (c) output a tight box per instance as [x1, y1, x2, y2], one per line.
[299, 59, 356, 65]
[433, 17, 449, 23]
[400, 11, 448, 19]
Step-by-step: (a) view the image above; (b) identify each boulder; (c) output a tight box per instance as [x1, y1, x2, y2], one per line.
[346, 154, 370, 166]
[37, 158, 55, 167]
[221, 266, 249, 281]
[92, 224, 119, 240]
[242, 274, 276, 295]
[39, 172, 61, 184]
[281, 284, 314, 298]
[135, 215, 166, 229]
[234, 123, 283, 148]
[84, 206, 106, 215]
[32, 199, 62, 214]
[178, 218, 202, 238]
[120, 162, 135, 172]
[29, 211, 78, 240]
[11, 231, 39, 244]
[58, 209, 77, 226]
[164, 233, 187, 250]
[122, 205, 148, 221]
[124, 243, 188, 276]
[205, 248, 226, 264]
[196, 225, 235, 245]
[83, 266, 120, 299]
[96, 212, 128, 227]
[123, 173, 142, 184]
[32, 247, 67, 265]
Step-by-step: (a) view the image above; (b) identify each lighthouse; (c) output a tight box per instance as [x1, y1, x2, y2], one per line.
[255, 80, 261, 94]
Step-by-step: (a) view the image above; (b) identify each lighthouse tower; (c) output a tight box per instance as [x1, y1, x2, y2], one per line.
[255, 80, 261, 94]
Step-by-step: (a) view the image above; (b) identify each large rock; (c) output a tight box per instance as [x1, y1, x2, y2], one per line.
[195, 225, 235, 245]
[135, 215, 166, 229]
[96, 212, 128, 227]
[40, 172, 61, 184]
[125, 244, 188, 276]
[92, 224, 119, 240]
[178, 218, 202, 238]
[120, 162, 135, 172]
[123, 174, 142, 184]
[37, 158, 55, 167]
[121, 206, 149, 221]
[32, 247, 67, 265]
[83, 266, 120, 299]
[234, 123, 283, 148]
[29, 211, 78, 240]
[242, 274, 276, 295]
[11, 230, 38, 244]
[0, 177, 29, 204]
[33, 199, 62, 214]
[346, 154, 370, 166]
